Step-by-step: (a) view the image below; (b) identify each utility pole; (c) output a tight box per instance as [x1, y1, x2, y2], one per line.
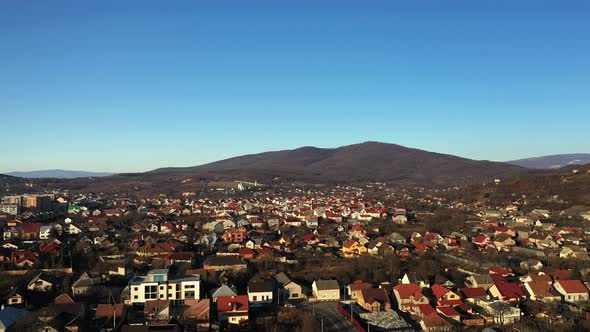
[321, 318, 324, 332]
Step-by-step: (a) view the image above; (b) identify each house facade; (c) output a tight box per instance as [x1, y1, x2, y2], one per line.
[129, 269, 200, 304]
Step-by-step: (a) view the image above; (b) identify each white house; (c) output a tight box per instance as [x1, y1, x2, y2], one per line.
[64, 223, 82, 235]
[27, 272, 55, 292]
[312, 280, 340, 301]
[39, 225, 54, 240]
[129, 269, 200, 304]
[553, 280, 589, 303]
[247, 278, 274, 305]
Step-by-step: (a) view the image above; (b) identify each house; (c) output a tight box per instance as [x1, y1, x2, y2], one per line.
[217, 295, 249, 326]
[94, 303, 126, 330]
[71, 272, 103, 295]
[493, 233, 515, 251]
[165, 252, 195, 267]
[430, 284, 462, 306]
[342, 239, 367, 258]
[64, 223, 83, 235]
[436, 305, 461, 322]
[400, 272, 430, 288]
[145, 300, 170, 321]
[488, 274, 525, 301]
[357, 288, 391, 312]
[1, 288, 24, 306]
[387, 232, 407, 244]
[419, 312, 453, 332]
[472, 234, 491, 248]
[523, 281, 561, 302]
[275, 272, 304, 301]
[459, 288, 489, 303]
[211, 284, 238, 302]
[183, 299, 210, 324]
[247, 277, 273, 305]
[393, 283, 428, 315]
[553, 280, 589, 303]
[203, 255, 247, 272]
[20, 222, 41, 239]
[245, 239, 261, 250]
[520, 259, 543, 271]
[465, 274, 494, 290]
[312, 280, 340, 301]
[347, 280, 372, 300]
[222, 227, 246, 243]
[39, 224, 54, 240]
[27, 272, 56, 292]
[484, 301, 521, 325]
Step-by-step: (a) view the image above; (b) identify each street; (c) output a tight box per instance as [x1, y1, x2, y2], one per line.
[300, 301, 357, 332]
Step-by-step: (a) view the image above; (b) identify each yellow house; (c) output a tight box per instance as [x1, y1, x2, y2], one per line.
[342, 239, 367, 258]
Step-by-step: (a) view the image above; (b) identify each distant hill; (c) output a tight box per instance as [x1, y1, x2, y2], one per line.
[150, 141, 525, 185]
[0, 142, 529, 194]
[509, 154, 590, 169]
[4, 169, 113, 179]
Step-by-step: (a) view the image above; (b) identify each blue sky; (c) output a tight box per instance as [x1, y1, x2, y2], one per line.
[1, 0, 589, 173]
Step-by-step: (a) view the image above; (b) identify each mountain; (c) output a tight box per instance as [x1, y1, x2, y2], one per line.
[508, 154, 590, 169]
[4, 170, 113, 179]
[150, 141, 526, 185]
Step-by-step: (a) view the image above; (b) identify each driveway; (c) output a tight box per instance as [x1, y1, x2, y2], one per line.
[299, 301, 357, 332]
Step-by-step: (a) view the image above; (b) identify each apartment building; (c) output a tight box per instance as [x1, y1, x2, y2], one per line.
[129, 269, 200, 304]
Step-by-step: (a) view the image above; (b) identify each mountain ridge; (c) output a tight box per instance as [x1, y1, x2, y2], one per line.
[4, 169, 114, 179]
[149, 141, 526, 185]
[508, 154, 590, 169]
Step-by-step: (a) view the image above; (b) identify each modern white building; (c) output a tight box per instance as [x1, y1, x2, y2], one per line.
[129, 269, 200, 304]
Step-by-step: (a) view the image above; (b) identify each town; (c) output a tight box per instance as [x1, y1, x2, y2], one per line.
[0, 173, 589, 332]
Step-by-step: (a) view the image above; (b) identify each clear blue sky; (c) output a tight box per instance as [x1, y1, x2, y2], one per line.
[1, 0, 589, 173]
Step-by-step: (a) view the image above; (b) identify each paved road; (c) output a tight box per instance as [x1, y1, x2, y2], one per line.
[300, 302, 357, 332]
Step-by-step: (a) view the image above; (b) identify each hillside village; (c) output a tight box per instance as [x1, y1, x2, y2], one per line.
[0, 176, 589, 332]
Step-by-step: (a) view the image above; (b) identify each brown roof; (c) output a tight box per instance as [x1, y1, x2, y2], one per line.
[557, 280, 589, 294]
[360, 288, 389, 305]
[54, 293, 74, 304]
[95, 304, 126, 319]
[183, 299, 210, 319]
[145, 300, 171, 314]
[526, 281, 560, 299]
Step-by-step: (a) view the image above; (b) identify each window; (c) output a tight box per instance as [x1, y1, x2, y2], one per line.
[185, 284, 195, 289]
[292, 293, 298, 298]
[134, 287, 139, 291]
[184, 291, 195, 299]
[253, 295, 257, 301]
[134, 295, 138, 299]
[145, 285, 157, 299]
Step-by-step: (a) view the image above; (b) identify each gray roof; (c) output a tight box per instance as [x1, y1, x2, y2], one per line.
[471, 274, 493, 285]
[204, 255, 245, 267]
[211, 284, 237, 298]
[314, 279, 339, 290]
[274, 272, 292, 286]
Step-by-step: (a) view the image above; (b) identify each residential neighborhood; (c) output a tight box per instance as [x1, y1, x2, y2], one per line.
[0, 178, 588, 332]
